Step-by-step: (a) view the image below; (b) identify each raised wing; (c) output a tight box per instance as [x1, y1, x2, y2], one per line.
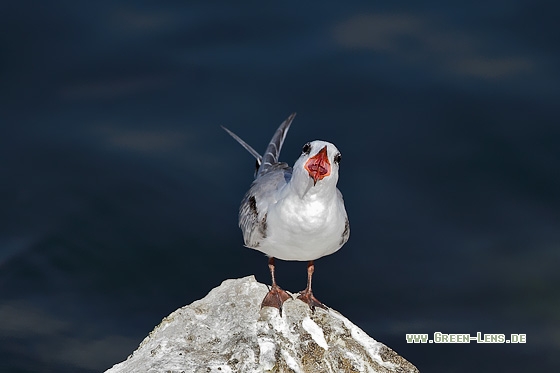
[258, 113, 296, 176]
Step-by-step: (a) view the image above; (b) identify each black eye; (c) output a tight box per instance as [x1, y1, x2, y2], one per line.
[334, 153, 341, 164]
[302, 142, 311, 155]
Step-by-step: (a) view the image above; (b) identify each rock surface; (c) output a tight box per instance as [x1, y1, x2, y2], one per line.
[105, 276, 419, 373]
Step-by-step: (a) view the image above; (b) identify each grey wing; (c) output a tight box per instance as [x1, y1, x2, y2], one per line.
[239, 164, 291, 248]
[221, 125, 262, 166]
[337, 188, 350, 246]
[239, 192, 266, 248]
[340, 218, 350, 246]
[222, 113, 295, 178]
[258, 113, 296, 176]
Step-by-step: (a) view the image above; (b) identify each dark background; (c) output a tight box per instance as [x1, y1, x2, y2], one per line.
[1, 1, 559, 372]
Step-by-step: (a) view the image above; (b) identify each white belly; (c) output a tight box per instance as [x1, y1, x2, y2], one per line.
[255, 194, 346, 261]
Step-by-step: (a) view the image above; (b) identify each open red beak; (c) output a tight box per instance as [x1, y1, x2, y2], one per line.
[304, 146, 331, 185]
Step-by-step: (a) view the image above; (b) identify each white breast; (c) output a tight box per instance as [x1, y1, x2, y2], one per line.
[256, 192, 346, 261]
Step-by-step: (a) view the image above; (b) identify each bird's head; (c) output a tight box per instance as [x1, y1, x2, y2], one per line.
[292, 140, 342, 195]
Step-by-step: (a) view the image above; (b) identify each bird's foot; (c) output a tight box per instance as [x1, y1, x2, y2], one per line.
[297, 289, 328, 312]
[261, 284, 291, 316]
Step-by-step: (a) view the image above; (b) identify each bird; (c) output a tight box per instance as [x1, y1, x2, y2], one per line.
[222, 113, 349, 314]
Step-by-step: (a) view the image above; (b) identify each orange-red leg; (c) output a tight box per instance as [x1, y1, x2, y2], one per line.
[297, 260, 327, 312]
[261, 257, 291, 315]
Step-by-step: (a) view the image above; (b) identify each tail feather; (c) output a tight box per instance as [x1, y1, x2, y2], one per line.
[259, 113, 296, 175]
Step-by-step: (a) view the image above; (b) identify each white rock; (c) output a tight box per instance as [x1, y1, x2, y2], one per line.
[105, 276, 419, 373]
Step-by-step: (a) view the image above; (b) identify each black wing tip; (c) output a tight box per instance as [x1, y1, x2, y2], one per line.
[286, 112, 297, 124]
[281, 112, 297, 133]
[220, 125, 235, 135]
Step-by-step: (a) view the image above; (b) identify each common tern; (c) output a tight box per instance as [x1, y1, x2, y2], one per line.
[223, 113, 349, 313]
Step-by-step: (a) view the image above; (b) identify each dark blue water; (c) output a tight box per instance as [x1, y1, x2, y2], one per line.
[1, 1, 559, 372]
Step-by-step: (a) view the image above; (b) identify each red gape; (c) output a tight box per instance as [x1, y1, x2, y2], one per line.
[304, 146, 331, 185]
